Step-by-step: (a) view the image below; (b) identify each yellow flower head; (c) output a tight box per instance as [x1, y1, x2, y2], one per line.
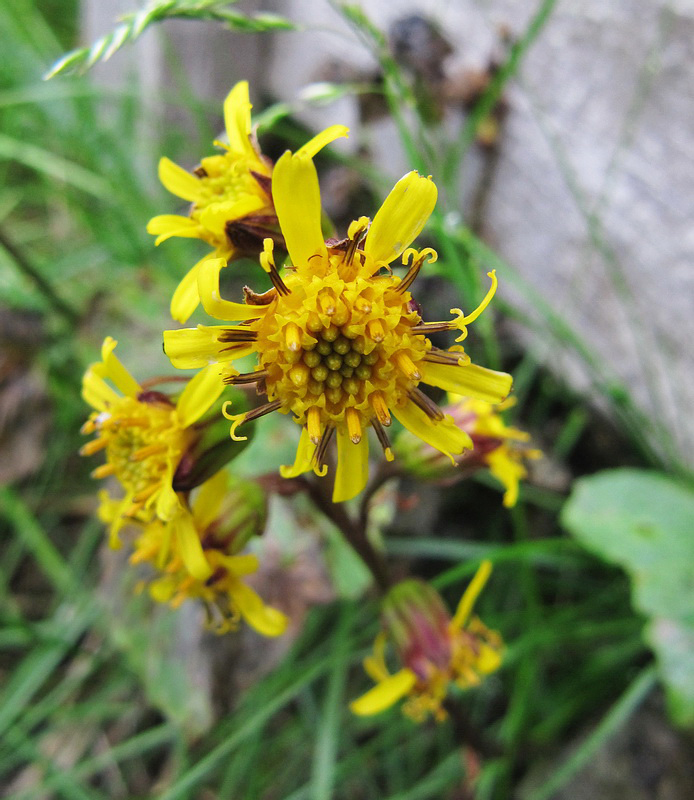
[147, 81, 348, 323]
[81, 337, 224, 547]
[453, 397, 542, 507]
[395, 396, 541, 506]
[350, 562, 503, 722]
[164, 147, 512, 503]
[128, 471, 287, 637]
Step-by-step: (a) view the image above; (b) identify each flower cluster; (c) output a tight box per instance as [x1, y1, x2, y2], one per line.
[81, 81, 539, 719]
[147, 81, 347, 323]
[81, 337, 285, 636]
[395, 396, 541, 507]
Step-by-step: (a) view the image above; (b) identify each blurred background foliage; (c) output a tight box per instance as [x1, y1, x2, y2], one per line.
[1, 1, 693, 799]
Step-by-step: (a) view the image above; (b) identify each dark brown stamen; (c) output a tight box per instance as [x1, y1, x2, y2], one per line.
[225, 219, 284, 253]
[243, 285, 276, 306]
[266, 261, 290, 296]
[204, 567, 226, 586]
[218, 328, 258, 343]
[397, 254, 425, 293]
[243, 399, 282, 424]
[193, 166, 208, 178]
[372, 417, 392, 454]
[408, 387, 445, 420]
[424, 348, 466, 366]
[224, 369, 269, 386]
[343, 224, 367, 266]
[411, 322, 454, 335]
[314, 424, 335, 469]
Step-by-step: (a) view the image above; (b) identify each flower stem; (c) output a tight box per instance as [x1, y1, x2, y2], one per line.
[301, 476, 391, 593]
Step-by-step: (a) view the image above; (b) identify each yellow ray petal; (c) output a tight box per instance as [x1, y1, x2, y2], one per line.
[96, 337, 141, 397]
[175, 363, 225, 427]
[486, 447, 526, 508]
[393, 400, 472, 464]
[363, 632, 390, 683]
[230, 579, 288, 637]
[197, 194, 267, 238]
[82, 369, 119, 412]
[295, 124, 349, 158]
[198, 257, 270, 322]
[149, 575, 177, 603]
[222, 553, 260, 577]
[164, 325, 255, 369]
[451, 560, 492, 631]
[172, 510, 212, 581]
[147, 214, 200, 245]
[364, 172, 437, 265]
[170, 252, 227, 324]
[476, 642, 503, 674]
[333, 426, 369, 502]
[223, 80, 255, 158]
[420, 362, 512, 405]
[279, 427, 317, 478]
[191, 470, 228, 531]
[105, 494, 133, 550]
[158, 157, 202, 203]
[350, 668, 417, 716]
[272, 150, 327, 269]
[156, 475, 182, 523]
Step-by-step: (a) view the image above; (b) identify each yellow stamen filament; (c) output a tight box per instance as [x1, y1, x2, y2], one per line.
[367, 320, 384, 342]
[347, 215, 371, 240]
[395, 352, 421, 380]
[92, 463, 115, 479]
[79, 437, 108, 456]
[133, 483, 159, 503]
[285, 323, 302, 352]
[132, 443, 168, 461]
[125, 500, 146, 517]
[397, 247, 437, 294]
[259, 238, 275, 274]
[371, 392, 391, 426]
[356, 298, 372, 313]
[307, 407, 322, 445]
[332, 302, 349, 326]
[346, 408, 362, 443]
[320, 294, 336, 315]
[450, 271, 498, 342]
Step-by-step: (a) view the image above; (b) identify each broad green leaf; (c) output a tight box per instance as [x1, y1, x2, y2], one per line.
[561, 468, 694, 726]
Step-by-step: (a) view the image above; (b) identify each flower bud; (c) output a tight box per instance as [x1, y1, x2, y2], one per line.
[351, 562, 503, 722]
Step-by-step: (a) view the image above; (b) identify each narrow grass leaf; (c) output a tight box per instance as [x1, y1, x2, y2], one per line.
[526, 666, 657, 800]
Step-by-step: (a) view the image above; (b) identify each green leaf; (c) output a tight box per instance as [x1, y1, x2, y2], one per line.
[561, 468, 694, 726]
[323, 525, 372, 600]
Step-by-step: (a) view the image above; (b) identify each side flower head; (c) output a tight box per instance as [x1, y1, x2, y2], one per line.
[395, 396, 541, 507]
[350, 561, 503, 722]
[111, 470, 287, 637]
[81, 337, 224, 547]
[164, 143, 512, 503]
[147, 80, 349, 323]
